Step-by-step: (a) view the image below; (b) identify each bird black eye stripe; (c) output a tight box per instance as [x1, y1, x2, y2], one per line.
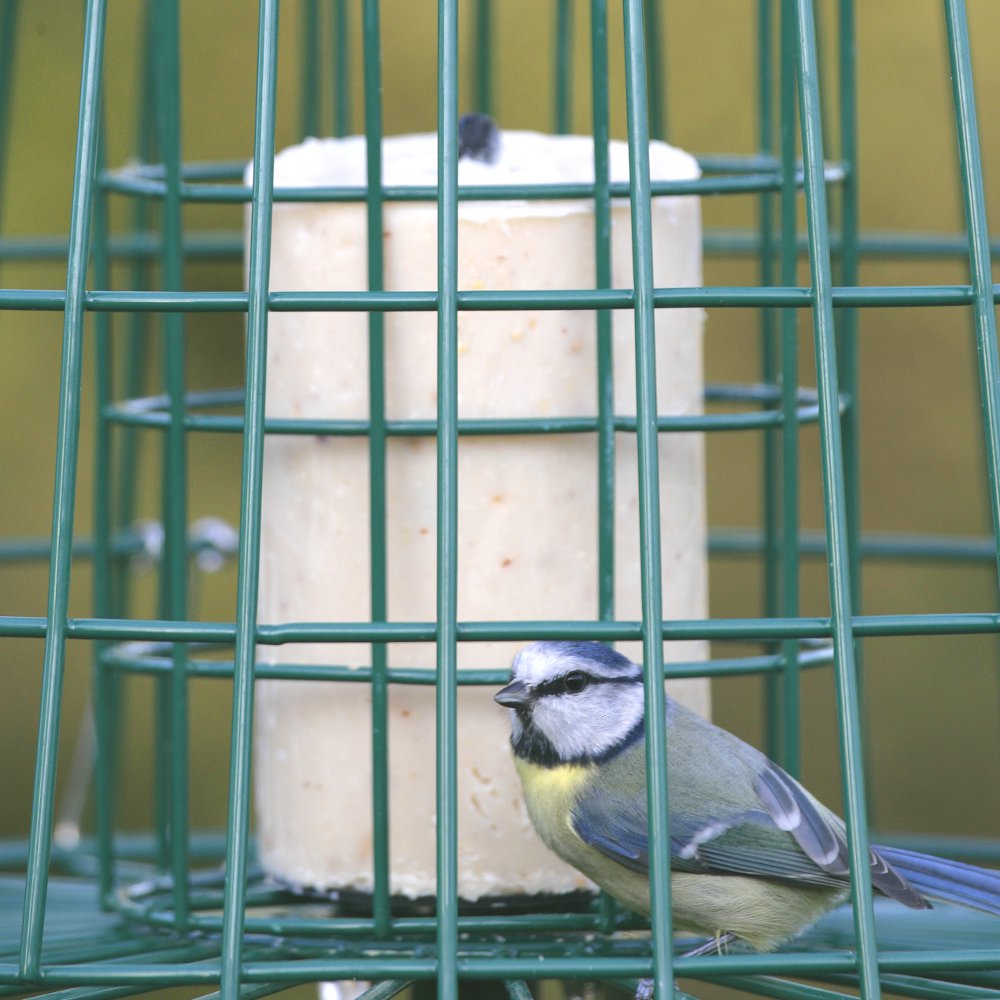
[532, 672, 636, 697]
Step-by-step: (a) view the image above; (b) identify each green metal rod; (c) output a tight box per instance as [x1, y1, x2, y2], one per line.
[6, 524, 998, 568]
[217, 0, 279, 996]
[13, 225, 1000, 265]
[112, 0, 158, 889]
[591, 6, 619, 932]
[621, 0, 673, 997]
[18, 0, 108, 980]
[554, 0, 573, 133]
[95, 172, 835, 203]
[794, 0, 880, 994]
[153, 0, 192, 929]
[835, 0, 867, 827]
[5, 610, 1000, 644]
[837, 0, 862, 620]
[0, 0, 18, 251]
[943, 0, 1000, 591]
[472, 0, 492, 116]
[99, 404, 827, 436]
[436, 0, 461, 997]
[149, 0, 174, 888]
[300, 0, 320, 140]
[12, 282, 1000, 314]
[362, 0, 391, 940]
[332, 0, 352, 137]
[89, 109, 116, 909]
[101, 645, 833, 683]
[758, 0, 782, 764]
[95, 151, 791, 183]
[776, 0, 802, 774]
[591, 0, 616, 637]
[642, 0, 665, 139]
[5, 946, 1000, 988]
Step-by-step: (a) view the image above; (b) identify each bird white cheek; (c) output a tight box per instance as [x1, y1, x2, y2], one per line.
[532, 688, 644, 761]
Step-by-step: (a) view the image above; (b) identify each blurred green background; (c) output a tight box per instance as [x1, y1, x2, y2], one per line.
[1, 0, 999, 909]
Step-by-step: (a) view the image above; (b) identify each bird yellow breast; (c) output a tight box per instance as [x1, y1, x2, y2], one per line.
[513, 756, 652, 914]
[515, 758, 593, 799]
[513, 758, 593, 847]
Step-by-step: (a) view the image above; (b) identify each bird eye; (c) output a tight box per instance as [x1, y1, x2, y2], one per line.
[563, 671, 589, 694]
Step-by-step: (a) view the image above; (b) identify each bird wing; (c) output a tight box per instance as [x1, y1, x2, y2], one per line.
[571, 758, 928, 905]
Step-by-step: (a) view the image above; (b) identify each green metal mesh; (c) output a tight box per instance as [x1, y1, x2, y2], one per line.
[2, 2, 1000, 1000]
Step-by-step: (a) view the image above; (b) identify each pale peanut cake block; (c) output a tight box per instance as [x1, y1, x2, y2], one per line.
[246, 130, 708, 899]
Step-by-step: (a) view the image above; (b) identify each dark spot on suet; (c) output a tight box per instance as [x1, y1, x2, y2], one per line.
[458, 113, 501, 164]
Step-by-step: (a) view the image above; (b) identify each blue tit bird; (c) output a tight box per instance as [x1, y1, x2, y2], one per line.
[495, 640, 1000, 961]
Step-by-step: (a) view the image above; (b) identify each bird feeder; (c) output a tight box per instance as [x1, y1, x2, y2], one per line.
[2, 3, 1000, 1000]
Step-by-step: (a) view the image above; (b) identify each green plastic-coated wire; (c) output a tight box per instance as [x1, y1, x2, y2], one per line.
[622, 0, 673, 997]
[0, 0, 17, 249]
[18, 0, 107, 979]
[794, 0, 880, 995]
[152, 0, 191, 930]
[332, 0, 352, 137]
[642, 0, 665, 140]
[555, 0, 574, 134]
[591, 0, 620, 936]
[436, 0, 460, 996]
[473, 0, 493, 117]
[300, 0, 320, 140]
[591, 0, 616, 639]
[758, 0, 783, 766]
[217, 0, 279, 996]
[89, 106, 117, 910]
[362, 0, 392, 940]
[777, 0, 801, 777]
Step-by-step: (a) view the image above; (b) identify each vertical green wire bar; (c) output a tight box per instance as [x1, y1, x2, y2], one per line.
[591, 1, 615, 658]
[778, 0, 801, 778]
[436, 0, 460, 995]
[362, 0, 392, 940]
[148, 0, 171, 878]
[759, 0, 783, 765]
[0, 0, 17, 246]
[834, 0, 867, 821]
[943, 0, 1000, 589]
[19, 0, 107, 979]
[332, 0, 352, 137]
[219, 0, 279, 996]
[154, 0, 191, 928]
[835, 0, 861, 604]
[642, 0, 665, 140]
[555, 0, 573, 134]
[591, 0, 619, 936]
[90, 117, 116, 908]
[473, 0, 493, 117]
[102, 1, 159, 897]
[794, 0, 879, 996]
[116, 0, 158, 618]
[621, 1, 672, 997]
[301, 0, 320, 139]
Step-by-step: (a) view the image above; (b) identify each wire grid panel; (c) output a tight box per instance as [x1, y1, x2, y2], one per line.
[1, 1, 1000, 1000]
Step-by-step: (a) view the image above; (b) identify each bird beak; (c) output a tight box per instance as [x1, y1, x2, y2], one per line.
[494, 679, 532, 708]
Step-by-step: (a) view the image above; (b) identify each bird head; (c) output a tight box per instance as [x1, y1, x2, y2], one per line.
[495, 641, 647, 766]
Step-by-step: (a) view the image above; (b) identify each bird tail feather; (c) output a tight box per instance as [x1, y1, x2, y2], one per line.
[876, 846, 1000, 916]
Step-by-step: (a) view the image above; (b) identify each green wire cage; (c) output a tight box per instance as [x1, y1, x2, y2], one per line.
[3, 1, 1000, 999]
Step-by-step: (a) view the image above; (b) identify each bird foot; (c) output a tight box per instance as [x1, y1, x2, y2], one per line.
[635, 933, 738, 998]
[635, 979, 655, 1000]
[681, 930, 736, 958]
